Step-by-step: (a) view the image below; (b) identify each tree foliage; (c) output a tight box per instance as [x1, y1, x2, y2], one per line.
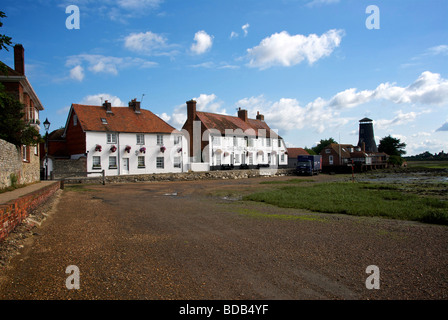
[378, 135, 406, 156]
[0, 11, 12, 51]
[312, 138, 337, 155]
[0, 84, 41, 146]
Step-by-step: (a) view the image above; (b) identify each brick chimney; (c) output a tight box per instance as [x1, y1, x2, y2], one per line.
[237, 107, 248, 122]
[14, 44, 25, 75]
[256, 111, 264, 121]
[129, 99, 141, 113]
[187, 99, 197, 122]
[103, 100, 112, 113]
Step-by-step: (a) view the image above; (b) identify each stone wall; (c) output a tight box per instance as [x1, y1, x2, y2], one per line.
[51, 157, 87, 179]
[62, 168, 297, 185]
[0, 139, 22, 189]
[0, 139, 40, 189]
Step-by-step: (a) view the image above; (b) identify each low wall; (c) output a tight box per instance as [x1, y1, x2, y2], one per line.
[62, 168, 297, 185]
[0, 181, 61, 242]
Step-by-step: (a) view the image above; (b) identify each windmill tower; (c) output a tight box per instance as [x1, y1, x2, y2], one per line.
[357, 118, 378, 152]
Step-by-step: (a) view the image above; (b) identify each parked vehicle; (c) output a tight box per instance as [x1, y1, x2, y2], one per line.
[296, 155, 322, 175]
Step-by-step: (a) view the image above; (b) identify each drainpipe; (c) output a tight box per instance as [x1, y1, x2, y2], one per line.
[117, 132, 121, 175]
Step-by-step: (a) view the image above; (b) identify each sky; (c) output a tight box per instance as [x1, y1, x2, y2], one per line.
[1, 0, 447, 156]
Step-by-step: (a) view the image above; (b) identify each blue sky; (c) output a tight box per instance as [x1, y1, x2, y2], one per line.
[1, 0, 447, 155]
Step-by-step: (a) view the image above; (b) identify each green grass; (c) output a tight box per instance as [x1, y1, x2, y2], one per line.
[406, 161, 448, 169]
[259, 178, 314, 185]
[64, 184, 97, 192]
[243, 182, 448, 225]
[236, 208, 326, 222]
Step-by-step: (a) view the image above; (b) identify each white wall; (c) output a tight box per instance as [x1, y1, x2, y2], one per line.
[207, 134, 288, 167]
[85, 131, 188, 176]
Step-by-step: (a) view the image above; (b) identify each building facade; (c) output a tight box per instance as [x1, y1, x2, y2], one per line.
[0, 44, 44, 186]
[182, 100, 288, 171]
[56, 99, 188, 177]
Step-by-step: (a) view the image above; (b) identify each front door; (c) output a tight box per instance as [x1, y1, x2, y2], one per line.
[123, 158, 129, 174]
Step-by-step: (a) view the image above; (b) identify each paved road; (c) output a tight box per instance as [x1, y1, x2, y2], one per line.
[0, 176, 447, 300]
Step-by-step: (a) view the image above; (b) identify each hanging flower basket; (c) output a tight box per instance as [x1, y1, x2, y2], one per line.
[125, 145, 131, 153]
[177, 147, 182, 153]
[272, 151, 277, 155]
[215, 149, 222, 154]
[257, 150, 263, 155]
[139, 147, 146, 154]
[160, 146, 166, 153]
[224, 152, 229, 157]
[110, 145, 117, 153]
[95, 144, 102, 152]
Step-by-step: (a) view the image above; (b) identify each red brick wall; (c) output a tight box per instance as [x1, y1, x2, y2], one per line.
[65, 110, 86, 156]
[0, 181, 61, 242]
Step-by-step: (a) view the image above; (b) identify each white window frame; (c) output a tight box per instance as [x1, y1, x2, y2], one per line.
[174, 156, 181, 168]
[109, 156, 117, 169]
[157, 135, 164, 146]
[92, 156, 101, 169]
[107, 133, 117, 144]
[156, 156, 164, 169]
[136, 134, 145, 145]
[138, 156, 145, 168]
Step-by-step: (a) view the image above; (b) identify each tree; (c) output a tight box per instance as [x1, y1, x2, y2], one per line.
[312, 138, 337, 155]
[0, 84, 41, 146]
[378, 135, 406, 156]
[0, 11, 12, 51]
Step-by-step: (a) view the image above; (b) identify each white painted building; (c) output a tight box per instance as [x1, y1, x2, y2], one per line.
[182, 100, 288, 171]
[62, 99, 188, 176]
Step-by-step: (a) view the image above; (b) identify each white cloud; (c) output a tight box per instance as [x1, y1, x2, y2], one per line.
[79, 93, 125, 107]
[322, 71, 448, 109]
[66, 54, 157, 78]
[124, 31, 177, 56]
[166, 94, 226, 129]
[242, 23, 250, 37]
[426, 44, 448, 56]
[230, 31, 239, 39]
[306, 0, 340, 7]
[190, 30, 213, 55]
[69, 65, 84, 81]
[375, 110, 419, 130]
[117, 0, 163, 10]
[247, 29, 344, 69]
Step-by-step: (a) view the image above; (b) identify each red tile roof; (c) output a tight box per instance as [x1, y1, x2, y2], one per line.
[286, 148, 309, 158]
[195, 111, 279, 138]
[71, 104, 179, 134]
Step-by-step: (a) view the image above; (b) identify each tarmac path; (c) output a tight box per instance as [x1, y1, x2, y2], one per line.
[0, 175, 447, 300]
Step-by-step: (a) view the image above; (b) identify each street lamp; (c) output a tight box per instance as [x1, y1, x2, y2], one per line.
[43, 118, 50, 180]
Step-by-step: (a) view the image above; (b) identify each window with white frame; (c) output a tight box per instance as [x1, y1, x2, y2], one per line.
[278, 139, 282, 148]
[235, 154, 240, 164]
[156, 156, 164, 169]
[213, 135, 221, 146]
[107, 133, 117, 144]
[266, 138, 271, 147]
[329, 155, 334, 165]
[215, 154, 221, 166]
[174, 135, 181, 145]
[92, 156, 101, 169]
[136, 134, 145, 145]
[73, 114, 78, 126]
[233, 136, 237, 147]
[174, 156, 181, 168]
[138, 156, 145, 168]
[109, 156, 117, 169]
[157, 135, 164, 146]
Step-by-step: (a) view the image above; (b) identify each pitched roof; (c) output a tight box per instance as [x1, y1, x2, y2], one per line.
[287, 148, 309, 158]
[70, 104, 179, 134]
[195, 111, 279, 138]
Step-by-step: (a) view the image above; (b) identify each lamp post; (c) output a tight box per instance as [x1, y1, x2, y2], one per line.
[43, 118, 50, 180]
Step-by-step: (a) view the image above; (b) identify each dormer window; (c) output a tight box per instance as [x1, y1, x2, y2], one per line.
[101, 118, 108, 124]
